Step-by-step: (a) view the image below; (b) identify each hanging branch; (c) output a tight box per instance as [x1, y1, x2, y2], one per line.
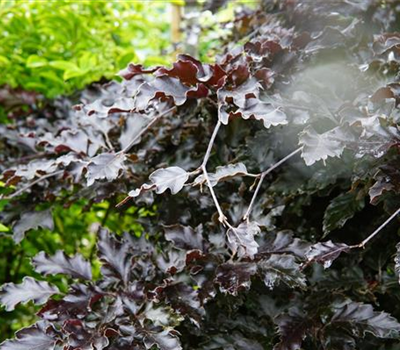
[243, 147, 302, 221]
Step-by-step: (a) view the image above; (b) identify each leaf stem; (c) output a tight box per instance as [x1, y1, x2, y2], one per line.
[243, 147, 302, 221]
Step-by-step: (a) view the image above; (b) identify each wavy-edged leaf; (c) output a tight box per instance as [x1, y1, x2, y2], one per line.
[119, 113, 151, 149]
[226, 221, 260, 259]
[32, 250, 92, 280]
[86, 153, 126, 186]
[323, 192, 365, 236]
[274, 307, 309, 350]
[299, 125, 355, 166]
[306, 241, 350, 269]
[134, 75, 206, 111]
[330, 300, 400, 338]
[164, 224, 205, 251]
[0, 322, 57, 350]
[0, 277, 59, 311]
[258, 230, 310, 258]
[97, 229, 131, 285]
[150, 166, 189, 194]
[215, 262, 257, 296]
[129, 166, 189, 198]
[144, 329, 182, 350]
[236, 97, 287, 128]
[13, 209, 54, 244]
[259, 254, 307, 289]
[193, 163, 249, 187]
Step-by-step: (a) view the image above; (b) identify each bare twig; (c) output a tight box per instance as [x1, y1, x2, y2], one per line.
[201, 120, 221, 168]
[353, 206, 400, 248]
[243, 147, 302, 221]
[303, 207, 400, 269]
[4, 170, 64, 200]
[200, 120, 231, 226]
[118, 107, 176, 154]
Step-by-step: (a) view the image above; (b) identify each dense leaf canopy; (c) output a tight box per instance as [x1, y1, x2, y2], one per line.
[1, 0, 400, 349]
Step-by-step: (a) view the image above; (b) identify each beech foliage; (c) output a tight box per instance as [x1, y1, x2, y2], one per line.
[1, 0, 400, 349]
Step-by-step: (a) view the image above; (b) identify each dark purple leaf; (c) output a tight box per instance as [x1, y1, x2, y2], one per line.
[330, 300, 400, 338]
[235, 98, 287, 129]
[226, 222, 260, 259]
[134, 76, 206, 111]
[164, 224, 205, 251]
[215, 262, 257, 296]
[305, 241, 350, 269]
[13, 209, 54, 244]
[32, 250, 92, 280]
[129, 166, 189, 198]
[0, 323, 58, 350]
[193, 163, 249, 187]
[259, 254, 306, 289]
[0, 277, 59, 311]
[143, 329, 182, 350]
[299, 125, 355, 166]
[86, 153, 126, 186]
[274, 307, 309, 350]
[97, 229, 132, 285]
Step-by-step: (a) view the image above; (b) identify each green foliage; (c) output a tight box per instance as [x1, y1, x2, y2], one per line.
[0, 0, 170, 98]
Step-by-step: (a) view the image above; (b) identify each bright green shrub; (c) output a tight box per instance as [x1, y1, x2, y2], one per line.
[0, 0, 170, 97]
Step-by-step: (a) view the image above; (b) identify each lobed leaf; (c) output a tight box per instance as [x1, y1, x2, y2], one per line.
[32, 250, 92, 280]
[0, 277, 59, 311]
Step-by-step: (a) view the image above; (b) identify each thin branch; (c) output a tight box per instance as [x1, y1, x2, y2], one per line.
[243, 147, 302, 221]
[201, 120, 221, 168]
[118, 107, 176, 154]
[4, 170, 64, 200]
[200, 121, 231, 226]
[353, 206, 400, 248]
[302, 207, 400, 269]
[103, 132, 114, 151]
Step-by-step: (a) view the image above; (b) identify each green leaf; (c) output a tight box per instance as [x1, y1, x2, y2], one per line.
[323, 192, 365, 236]
[63, 69, 86, 81]
[0, 223, 9, 232]
[49, 60, 80, 71]
[26, 55, 48, 68]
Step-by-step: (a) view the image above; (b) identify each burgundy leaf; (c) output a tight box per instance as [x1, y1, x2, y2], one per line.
[0, 277, 59, 311]
[0, 322, 58, 350]
[143, 329, 182, 350]
[226, 221, 260, 259]
[32, 250, 92, 280]
[193, 163, 249, 187]
[215, 262, 257, 296]
[13, 209, 54, 244]
[259, 254, 306, 289]
[86, 153, 126, 186]
[134, 76, 205, 111]
[305, 241, 350, 268]
[274, 307, 309, 350]
[97, 229, 132, 285]
[118, 63, 161, 80]
[164, 224, 205, 251]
